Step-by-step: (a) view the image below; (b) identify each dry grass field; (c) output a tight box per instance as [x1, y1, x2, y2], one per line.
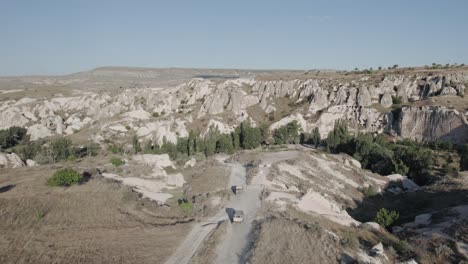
[0, 165, 192, 264]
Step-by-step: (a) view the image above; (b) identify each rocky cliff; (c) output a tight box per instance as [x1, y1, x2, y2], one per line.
[1, 68, 467, 145]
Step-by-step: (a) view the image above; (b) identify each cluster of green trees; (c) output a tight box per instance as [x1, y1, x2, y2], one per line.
[325, 120, 434, 184]
[132, 121, 303, 160]
[14, 138, 100, 164]
[1, 126, 100, 164]
[0, 127, 28, 151]
[424, 63, 465, 69]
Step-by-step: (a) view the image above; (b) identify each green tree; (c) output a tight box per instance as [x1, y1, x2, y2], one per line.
[188, 130, 198, 156]
[216, 134, 234, 154]
[326, 119, 351, 153]
[241, 122, 262, 149]
[160, 140, 177, 160]
[176, 137, 189, 155]
[259, 123, 271, 144]
[273, 121, 300, 145]
[392, 144, 432, 184]
[0, 126, 28, 150]
[232, 127, 241, 150]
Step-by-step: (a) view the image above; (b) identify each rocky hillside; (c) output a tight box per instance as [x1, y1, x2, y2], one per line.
[1, 67, 467, 149]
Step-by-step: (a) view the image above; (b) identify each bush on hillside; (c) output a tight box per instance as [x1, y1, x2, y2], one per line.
[111, 157, 125, 167]
[375, 208, 399, 228]
[392, 96, 403, 105]
[47, 168, 82, 187]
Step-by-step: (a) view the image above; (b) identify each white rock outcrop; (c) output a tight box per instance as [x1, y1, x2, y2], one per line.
[0, 153, 25, 168]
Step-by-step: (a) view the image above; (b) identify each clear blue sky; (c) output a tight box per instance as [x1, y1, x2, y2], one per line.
[1, 0, 467, 76]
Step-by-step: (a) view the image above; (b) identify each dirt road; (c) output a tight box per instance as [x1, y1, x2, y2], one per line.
[166, 151, 299, 264]
[165, 162, 254, 264]
[214, 164, 261, 264]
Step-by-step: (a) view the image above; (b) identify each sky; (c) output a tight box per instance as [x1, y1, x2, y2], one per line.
[1, 0, 467, 76]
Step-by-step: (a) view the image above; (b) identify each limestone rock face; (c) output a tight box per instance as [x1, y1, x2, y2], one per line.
[391, 106, 468, 143]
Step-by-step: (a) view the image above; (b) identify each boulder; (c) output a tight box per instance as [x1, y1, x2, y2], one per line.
[361, 222, 382, 231]
[26, 159, 37, 167]
[184, 157, 196, 168]
[166, 173, 185, 187]
[386, 174, 420, 191]
[414, 213, 431, 225]
[357, 86, 372, 107]
[371, 242, 384, 256]
[380, 92, 393, 108]
[27, 124, 52, 141]
[133, 154, 175, 169]
[0, 153, 25, 168]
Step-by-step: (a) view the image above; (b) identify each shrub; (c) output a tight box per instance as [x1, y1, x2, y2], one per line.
[375, 208, 399, 228]
[442, 163, 458, 177]
[111, 157, 125, 167]
[362, 185, 378, 197]
[109, 144, 124, 154]
[152, 112, 160, 118]
[178, 199, 193, 215]
[47, 168, 82, 187]
[15, 142, 41, 160]
[392, 96, 403, 105]
[340, 232, 359, 249]
[49, 138, 73, 162]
